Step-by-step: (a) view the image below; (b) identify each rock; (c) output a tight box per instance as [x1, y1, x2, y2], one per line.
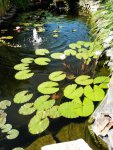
[41, 139, 92, 150]
[25, 134, 56, 150]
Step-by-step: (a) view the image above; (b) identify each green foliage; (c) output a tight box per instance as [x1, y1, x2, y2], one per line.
[34, 57, 51, 65]
[15, 70, 34, 80]
[49, 71, 66, 82]
[51, 53, 65, 59]
[6, 129, 19, 140]
[64, 49, 76, 56]
[19, 103, 36, 115]
[28, 115, 49, 134]
[14, 63, 29, 71]
[84, 85, 105, 101]
[0, 100, 11, 110]
[35, 49, 49, 56]
[64, 84, 83, 99]
[38, 81, 59, 94]
[14, 90, 33, 104]
[1, 124, 12, 133]
[21, 58, 34, 64]
[93, 76, 110, 84]
[12, 148, 24, 150]
[75, 75, 93, 85]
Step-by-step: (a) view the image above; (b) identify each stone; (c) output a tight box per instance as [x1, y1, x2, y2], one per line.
[41, 139, 92, 150]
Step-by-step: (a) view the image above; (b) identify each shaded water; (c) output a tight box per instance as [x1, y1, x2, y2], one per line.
[0, 11, 108, 150]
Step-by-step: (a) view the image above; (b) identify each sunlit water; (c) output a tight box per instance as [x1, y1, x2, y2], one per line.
[0, 13, 107, 150]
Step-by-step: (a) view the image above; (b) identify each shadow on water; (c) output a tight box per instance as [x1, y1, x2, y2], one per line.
[0, 11, 108, 150]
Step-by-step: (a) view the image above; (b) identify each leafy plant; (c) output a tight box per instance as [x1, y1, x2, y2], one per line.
[34, 58, 51, 66]
[49, 71, 66, 82]
[75, 75, 93, 85]
[35, 49, 49, 56]
[15, 70, 34, 80]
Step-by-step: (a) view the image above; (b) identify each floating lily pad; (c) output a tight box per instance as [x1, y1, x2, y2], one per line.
[35, 49, 49, 56]
[0, 36, 13, 40]
[93, 76, 110, 84]
[34, 57, 51, 65]
[0, 100, 11, 110]
[34, 95, 55, 111]
[12, 147, 24, 150]
[51, 53, 65, 59]
[76, 53, 83, 59]
[19, 103, 36, 115]
[15, 70, 34, 80]
[49, 106, 60, 118]
[14, 90, 33, 104]
[6, 129, 19, 139]
[53, 34, 59, 38]
[84, 85, 105, 101]
[0, 111, 7, 128]
[28, 115, 49, 134]
[21, 58, 34, 64]
[1, 124, 12, 133]
[75, 75, 93, 85]
[99, 83, 108, 89]
[38, 27, 45, 32]
[49, 71, 66, 81]
[64, 49, 76, 56]
[75, 97, 94, 117]
[38, 81, 59, 94]
[14, 63, 29, 71]
[53, 30, 60, 33]
[58, 102, 80, 118]
[64, 84, 83, 99]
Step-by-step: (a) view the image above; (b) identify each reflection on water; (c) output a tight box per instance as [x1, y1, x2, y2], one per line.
[0, 12, 102, 150]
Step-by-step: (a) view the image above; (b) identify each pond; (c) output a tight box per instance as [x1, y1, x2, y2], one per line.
[0, 11, 109, 150]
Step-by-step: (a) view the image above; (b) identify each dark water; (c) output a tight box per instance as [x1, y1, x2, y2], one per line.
[0, 12, 108, 150]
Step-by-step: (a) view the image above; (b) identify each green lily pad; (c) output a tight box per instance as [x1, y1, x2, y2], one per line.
[49, 71, 66, 81]
[14, 63, 29, 71]
[14, 90, 33, 104]
[15, 70, 34, 80]
[75, 97, 94, 117]
[53, 34, 59, 38]
[51, 53, 65, 59]
[58, 101, 80, 118]
[38, 27, 45, 32]
[28, 115, 49, 134]
[19, 103, 36, 115]
[75, 75, 93, 85]
[49, 106, 60, 118]
[21, 58, 34, 64]
[35, 49, 49, 56]
[1, 124, 12, 133]
[34, 57, 51, 65]
[38, 81, 59, 94]
[64, 49, 76, 56]
[0, 111, 7, 128]
[34, 95, 55, 111]
[76, 53, 83, 59]
[53, 30, 60, 33]
[93, 76, 110, 84]
[0, 100, 11, 110]
[84, 85, 105, 101]
[64, 84, 83, 99]
[99, 83, 108, 89]
[6, 129, 19, 139]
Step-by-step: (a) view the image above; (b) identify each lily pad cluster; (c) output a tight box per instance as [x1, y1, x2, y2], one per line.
[0, 100, 19, 140]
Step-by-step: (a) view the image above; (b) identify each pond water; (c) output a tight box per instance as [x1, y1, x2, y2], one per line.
[0, 11, 109, 150]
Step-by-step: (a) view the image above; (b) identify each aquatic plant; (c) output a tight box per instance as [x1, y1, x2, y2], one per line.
[13, 41, 109, 135]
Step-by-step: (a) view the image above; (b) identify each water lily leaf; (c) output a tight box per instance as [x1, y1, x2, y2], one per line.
[53, 34, 59, 38]
[84, 85, 105, 101]
[15, 70, 34, 80]
[75, 75, 93, 85]
[28, 115, 49, 134]
[49, 71, 66, 81]
[14, 90, 33, 104]
[49, 106, 60, 118]
[1, 124, 12, 133]
[0, 111, 7, 128]
[93, 76, 110, 84]
[21, 58, 34, 64]
[78, 48, 87, 53]
[1, 36, 13, 40]
[14, 63, 29, 71]
[19, 103, 36, 115]
[58, 102, 80, 118]
[34, 95, 55, 110]
[0, 100, 11, 110]
[53, 30, 60, 33]
[35, 49, 49, 56]
[34, 57, 51, 65]
[6, 129, 19, 139]
[75, 97, 94, 117]
[76, 53, 83, 59]
[64, 84, 83, 99]
[38, 81, 59, 94]
[64, 49, 76, 56]
[99, 83, 108, 89]
[69, 43, 78, 49]
[38, 27, 45, 32]
[51, 53, 65, 59]
[12, 147, 24, 150]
